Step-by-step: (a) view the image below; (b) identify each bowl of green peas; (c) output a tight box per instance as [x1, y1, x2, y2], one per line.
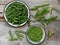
[27, 24, 45, 44]
[3, 1, 30, 27]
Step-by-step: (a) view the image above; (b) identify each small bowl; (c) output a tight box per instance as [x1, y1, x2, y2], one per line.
[3, 1, 30, 27]
[27, 24, 45, 44]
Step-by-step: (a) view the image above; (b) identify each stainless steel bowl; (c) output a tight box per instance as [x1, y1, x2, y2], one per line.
[3, 1, 30, 27]
[27, 24, 45, 44]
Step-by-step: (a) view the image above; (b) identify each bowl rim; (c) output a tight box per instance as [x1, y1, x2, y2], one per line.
[3, 0, 30, 27]
[27, 24, 45, 44]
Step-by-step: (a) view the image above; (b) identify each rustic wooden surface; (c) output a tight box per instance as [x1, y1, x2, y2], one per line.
[0, 0, 60, 45]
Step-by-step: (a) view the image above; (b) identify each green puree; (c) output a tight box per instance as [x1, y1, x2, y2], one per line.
[5, 2, 28, 25]
[28, 26, 43, 42]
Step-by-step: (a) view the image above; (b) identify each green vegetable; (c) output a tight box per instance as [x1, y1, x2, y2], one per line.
[15, 32, 23, 40]
[30, 4, 50, 10]
[8, 30, 26, 41]
[45, 16, 57, 25]
[9, 30, 17, 41]
[34, 7, 49, 21]
[32, 7, 57, 26]
[28, 26, 43, 42]
[15, 30, 26, 34]
[6, 2, 28, 25]
[30, 3, 57, 26]
[15, 30, 26, 40]
[48, 30, 55, 39]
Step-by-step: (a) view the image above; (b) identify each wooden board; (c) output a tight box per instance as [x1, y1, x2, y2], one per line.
[0, 0, 60, 45]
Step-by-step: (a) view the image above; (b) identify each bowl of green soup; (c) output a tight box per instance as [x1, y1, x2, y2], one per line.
[27, 24, 45, 44]
[3, 1, 30, 27]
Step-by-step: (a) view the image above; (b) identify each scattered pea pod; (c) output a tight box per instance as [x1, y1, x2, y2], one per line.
[30, 4, 50, 10]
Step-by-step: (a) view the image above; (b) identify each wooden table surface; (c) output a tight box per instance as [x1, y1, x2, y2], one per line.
[0, 0, 60, 45]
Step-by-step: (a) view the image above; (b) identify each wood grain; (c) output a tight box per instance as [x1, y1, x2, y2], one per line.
[0, 0, 13, 4]
[0, 0, 60, 45]
[0, 16, 4, 19]
[0, 0, 60, 20]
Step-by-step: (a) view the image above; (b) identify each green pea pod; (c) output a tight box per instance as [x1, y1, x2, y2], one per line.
[34, 7, 49, 22]
[48, 30, 55, 39]
[6, 4, 13, 13]
[15, 32, 23, 40]
[30, 4, 50, 10]
[7, 9, 16, 15]
[35, 7, 49, 17]
[9, 30, 17, 41]
[16, 30, 26, 34]
[35, 4, 50, 8]
[45, 16, 57, 24]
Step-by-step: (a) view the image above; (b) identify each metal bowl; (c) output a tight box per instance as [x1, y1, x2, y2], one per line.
[27, 24, 45, 44]
[3, 1, 30, 27]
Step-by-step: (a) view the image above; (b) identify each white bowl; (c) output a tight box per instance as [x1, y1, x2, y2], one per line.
[3, 1, 30, 27]
[27, 24, 45, 44]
